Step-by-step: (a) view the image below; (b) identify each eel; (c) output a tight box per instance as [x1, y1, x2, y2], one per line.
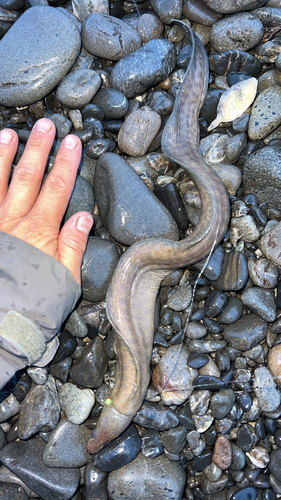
[87, 21, 230, 454]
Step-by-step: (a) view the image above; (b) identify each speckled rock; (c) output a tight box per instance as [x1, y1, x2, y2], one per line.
[152, 345, 197, 405]
[203, 0, 267, 14]
[253, 366, 281, 412]
[58, 384, 95, 424]
[149, 0, 182, 24]
[55, 69, 101, 109]
[94, 153, 179, 245]
[248, 86, 281, 140]
[111, 39, 176, 98]
[81, 237, 120, 302]
[243, 146, 281, 210]
[210, 13, 264, 53]
[82, 13, 141, 61]
[213, 435, 232, 470]
[118, 106, 161, 157]
[0, 6, 81, 106]
[0, 394, 20, 423]
[261, 222, 281, 267]
[107, 453, 185, 500]
[248, 257, 279, 288]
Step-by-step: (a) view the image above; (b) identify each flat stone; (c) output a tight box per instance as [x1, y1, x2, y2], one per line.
[118, 106, 161, 157]
[81, 237, 120, 302]
[43, 419, 91, 467]
[0, 439, 80, 500]
[0, 6, 81, 106]
[94, 153, 179, 246]
[194, 245, 224, 281]
[107, 453, 185, 500]
[217, 296, 244, 324]
[223, 313, 268, 351]
[211, 389, 235, 420]
[18, 376, 60, 440]
[211, 251, 248, 291]
[82, 13, 141, 61]
[133, 402, 179, 431]
[160, 426, 187, 454]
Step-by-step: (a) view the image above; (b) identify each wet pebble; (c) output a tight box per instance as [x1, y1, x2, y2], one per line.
[248, 257, 279, 288]
[107, 453, 185, 500]
[223, 313, 268, 350]
[133, 401, 179, 431]
[55, 69, 101, 109]
[70, 336, 108, 388]
[237, 424, 256, 451]
[261, 222, 281, 267]
[50, 356, 72, 384]
[82, 13, 141, 61]
[160, 425, 187, 454]
[217, 296, 244, 324]
[92, 425, 141, 472]
[150, 0, 182, 25]
[111, 39, 176, 98]
[18, 376, 60, 440]
[27, 367, 48, 385]
[0, 6, 81, 106]
[81, 237, 120, 301]
[211, 389, 235, 420]
[92, 87, 129, 119]
[167, 284, 192, 311]
[137, 13, 164, 43]
[246, 446, 270, 468]
[204, 289, 229, 317]
[0, 394, 19, 423]
[94, 153, 179, 245]
[84, 462, 108, 500]
[268, 344, 281, 386]
[141, 429, 164, 458]
[269, 448, 281, 481]
[43, 419, 91, 467]
[189, 390, 211, 415]
[49, 113, 72, 139]
[211, 250, 248, 291]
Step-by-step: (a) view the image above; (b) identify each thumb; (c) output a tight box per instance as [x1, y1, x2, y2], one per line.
[58, 212, 93, 285]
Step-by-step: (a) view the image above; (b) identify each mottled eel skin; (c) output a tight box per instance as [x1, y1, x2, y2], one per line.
[87, 22, 230, 454]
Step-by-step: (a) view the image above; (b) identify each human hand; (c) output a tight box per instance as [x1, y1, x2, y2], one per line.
[0, 118, 93, 285]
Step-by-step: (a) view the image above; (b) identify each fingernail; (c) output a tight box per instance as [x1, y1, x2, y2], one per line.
[76, 215, 93, 235]
[0, 129, 14, 144]
[35, 118, 52, 133]
[64, 135, 79, 149]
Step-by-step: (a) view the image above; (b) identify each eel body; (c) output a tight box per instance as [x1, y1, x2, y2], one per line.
[87, 22, 230, 454]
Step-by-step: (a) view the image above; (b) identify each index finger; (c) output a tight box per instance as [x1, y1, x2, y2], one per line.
[29, 134, 82, 230]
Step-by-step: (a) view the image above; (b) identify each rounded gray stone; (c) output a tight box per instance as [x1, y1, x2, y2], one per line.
[210, 13, 264, 53]
[243, 146, 281, 210]
[111, 39, 176, 99]
[0, 6, 81, 107]
[58, 384, 95, 424]
[223, 313, 268, 351]
[81, 237, 120, 302]
[56, 69, 101, 109]
[92, 87, 129, 119]
[241, 286, 276, 322]
[94, 153, 179, 245]
[82, 12, 142, 61]
[210, 389, 235, 420]
[108, 453, 185, 500]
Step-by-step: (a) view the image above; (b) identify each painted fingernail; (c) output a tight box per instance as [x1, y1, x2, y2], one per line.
[64, 135, 79, 149]
[0, 129, 14, 144]
[76, 215, 93, 235]
[35, 118, 52, 133]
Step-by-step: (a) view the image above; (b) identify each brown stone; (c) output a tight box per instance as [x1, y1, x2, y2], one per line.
[267, 344, 281, 386]
[212, 435, 232, 470]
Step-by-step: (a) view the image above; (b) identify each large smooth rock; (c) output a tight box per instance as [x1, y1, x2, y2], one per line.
[0, 439, 80, 500]
[0, 6, 81, 106]
[94, 153, 179, 245]
[107, 453, 185, 500]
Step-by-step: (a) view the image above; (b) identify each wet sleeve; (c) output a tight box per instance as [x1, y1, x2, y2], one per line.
[0, 231, 81, 389]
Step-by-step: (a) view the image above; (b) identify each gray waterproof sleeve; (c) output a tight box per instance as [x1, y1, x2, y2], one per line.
[0, 231, 81, 390]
